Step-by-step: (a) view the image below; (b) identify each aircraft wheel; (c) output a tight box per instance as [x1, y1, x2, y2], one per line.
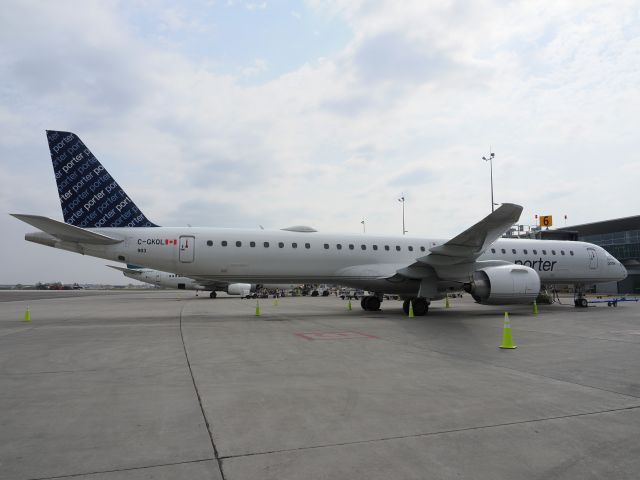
[364, 296, 381, 311]
[210, 291, 217, 299]
[360, 297, 367, 310]
[580, 298, 588, 308]
[413, 298, 429, 316]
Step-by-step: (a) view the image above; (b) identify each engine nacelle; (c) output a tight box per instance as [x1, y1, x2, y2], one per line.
[226, 283, 256, 296]
[464, 265, 540, 305]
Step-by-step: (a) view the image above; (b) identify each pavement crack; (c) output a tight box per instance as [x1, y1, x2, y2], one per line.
[220, 404, 640, 461]
[180, 302, 227, 480]
[25, 458, 215, 480]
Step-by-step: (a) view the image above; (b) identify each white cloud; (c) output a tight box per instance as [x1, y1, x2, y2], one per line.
[0, 0, 639, 282]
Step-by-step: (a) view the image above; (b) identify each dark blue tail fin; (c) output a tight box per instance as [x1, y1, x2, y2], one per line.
[46, 130, 157, 228]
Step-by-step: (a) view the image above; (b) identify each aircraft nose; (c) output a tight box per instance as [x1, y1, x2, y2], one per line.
[619, 262, 628, 281]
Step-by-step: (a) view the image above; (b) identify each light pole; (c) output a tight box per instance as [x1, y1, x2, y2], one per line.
[482, 151, 496, 213]
[398, 196, 407, 235]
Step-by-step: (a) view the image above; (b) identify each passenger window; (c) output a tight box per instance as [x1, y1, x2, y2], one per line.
[523, 249, 528, 254]
[373, 245, 378, 251]
[236, 241, 242, 247]
[385, 245, 390, 251]
[349, 244, 354, 250]
[278, 242, 284, 248]
[408, 246, 413, 251]
[512, 249, 516, 254]
[491, 248, 496, 253]
[337, 244, 342, 250]
[533, 249, 537, 255]
[305, 243, 311, 249]
[264, 242, 270, 248]
[361, 245, 366, 250]
[292, 242, 297, 248]
[395, 245, 401, 251]
[501, 249, 506, 254]
[570, 250, 574, 256]
[420, 246, 426, 252]
[221, 241, 227, 247]
[551, 250, 556, 255]
[324, 243, 329, 249]
[561, 250, 565, 255]
[207, 240, 213, 247]
[250, 241, 256, 247]
[542, 249, 547, 255]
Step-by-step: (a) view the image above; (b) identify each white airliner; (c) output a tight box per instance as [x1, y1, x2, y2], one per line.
[12, 131, 627, 315]
[107, 265, 255, 298]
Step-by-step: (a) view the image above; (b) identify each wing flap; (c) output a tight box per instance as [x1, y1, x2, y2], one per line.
[11, 214, 123, 245]
[335, 263, 407, 280]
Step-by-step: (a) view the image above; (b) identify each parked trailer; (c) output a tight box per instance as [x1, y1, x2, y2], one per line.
[588, 297, 639, 307]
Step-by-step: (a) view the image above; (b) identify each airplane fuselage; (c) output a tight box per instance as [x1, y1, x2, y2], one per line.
[58, 227, 625, 295]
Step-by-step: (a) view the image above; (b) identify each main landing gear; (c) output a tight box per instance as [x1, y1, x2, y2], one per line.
[360, 295, 382, 311]
[402, 298, 430, 316]
[209, 291, 217, 299]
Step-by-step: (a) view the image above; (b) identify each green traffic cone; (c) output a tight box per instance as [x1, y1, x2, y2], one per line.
[408, 301, 414, 318]
[533, 300, 538, 315]
[499, 312, 517, 349]
[255, 300, 261, 317]
[23, 306, 31, 322]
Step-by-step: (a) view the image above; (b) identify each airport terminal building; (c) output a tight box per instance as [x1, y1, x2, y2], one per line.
[556, 216, 640, 294]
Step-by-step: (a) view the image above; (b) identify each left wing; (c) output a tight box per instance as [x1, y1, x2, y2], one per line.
[387, 204, 522, 294]
[418, 203, 522, 266]
[107, 265, 144, 276]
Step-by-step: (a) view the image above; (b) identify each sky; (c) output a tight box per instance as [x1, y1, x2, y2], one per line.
[1, 0, 639, 284]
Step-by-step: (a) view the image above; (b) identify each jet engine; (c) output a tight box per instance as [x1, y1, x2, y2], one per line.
[226, 283, 256, 296]
[464, 265, 540, 305]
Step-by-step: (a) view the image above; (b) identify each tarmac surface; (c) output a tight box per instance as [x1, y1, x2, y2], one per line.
[1, 290, 640, 479]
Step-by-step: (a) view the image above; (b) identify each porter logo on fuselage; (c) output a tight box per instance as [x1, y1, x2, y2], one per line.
[514, 259, 557, 271]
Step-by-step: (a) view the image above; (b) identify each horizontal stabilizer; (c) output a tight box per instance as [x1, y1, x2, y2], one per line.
[11, 214, 123, 245]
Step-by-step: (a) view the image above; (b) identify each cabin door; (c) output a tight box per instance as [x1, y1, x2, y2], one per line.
[587, 247, 598, 270]
[179, 236, 195, 263]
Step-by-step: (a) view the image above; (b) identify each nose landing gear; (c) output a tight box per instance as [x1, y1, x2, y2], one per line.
[573, 286, 587, 308]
